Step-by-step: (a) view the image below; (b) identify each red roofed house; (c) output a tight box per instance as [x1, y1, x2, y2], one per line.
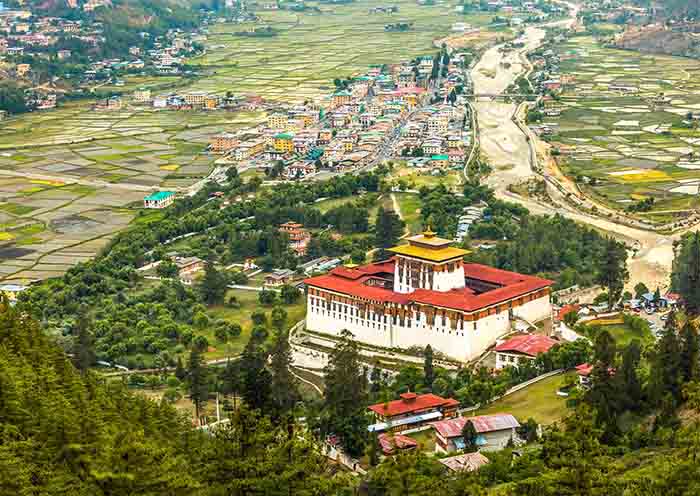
[557, 304, 580, 322]
[304, 230, 553, 362]
[494, 334, 558, 370]
[377, 432, 418, 455]
[576, 362, 594, 387]
[431, 413, 520, 453]
[279, 221, 311, 256]
[368, 392, 459, 432]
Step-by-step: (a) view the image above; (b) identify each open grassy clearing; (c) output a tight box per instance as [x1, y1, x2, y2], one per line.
[473, 374, 570, 425]
[548, 35, 700, 219]
[202, 289, 306, 361]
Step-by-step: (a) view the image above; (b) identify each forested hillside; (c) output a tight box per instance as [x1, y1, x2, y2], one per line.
[0, 297, 351, 494]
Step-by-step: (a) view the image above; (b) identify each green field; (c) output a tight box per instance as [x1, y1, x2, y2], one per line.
[473, 374, 570, 425]
[547, 35, 700, 221]
[202, 289, 307, 360]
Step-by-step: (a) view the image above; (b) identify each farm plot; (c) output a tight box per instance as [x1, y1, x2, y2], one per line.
[0, 0, 504, 282]
[548, 36, 700, 217]
[187, 0, 500, 102]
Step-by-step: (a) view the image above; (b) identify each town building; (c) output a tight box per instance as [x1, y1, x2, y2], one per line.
[279, 221, 311, 256]
[268, 112, 288, 129]
[143, 191, 175, 209]
[132, 88, 152, 103]
[304, 231, 553, 362]
[264, 269, 294, 288]
[368, 392, 460, 433]
[273, 133, 295, 153]
[431, 414, 520, 453]
[210, 132, 239, 153]
[494, 334, 558, 369]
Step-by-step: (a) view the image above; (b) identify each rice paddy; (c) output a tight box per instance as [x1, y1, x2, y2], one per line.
[0, 0, 507, 282]
[547, 36, 700, 218]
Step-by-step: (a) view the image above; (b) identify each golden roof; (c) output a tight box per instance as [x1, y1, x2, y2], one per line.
[388, 244, 469, 262]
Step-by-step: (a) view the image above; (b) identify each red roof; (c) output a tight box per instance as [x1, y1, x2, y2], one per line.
[368, 393, 458, 418]
[378, 433, 418, 455]
[431, 413, 519, 437]
[576, 363, 593, 377]
[495, 334, 558, 357]
[304, 260, 552, 313]
[557, 304, 580, 321]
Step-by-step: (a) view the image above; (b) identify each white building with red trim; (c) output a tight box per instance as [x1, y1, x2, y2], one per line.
[303, 231, 553, 362]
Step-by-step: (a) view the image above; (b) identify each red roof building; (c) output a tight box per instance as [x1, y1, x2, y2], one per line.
[557, 304, 580, 322]
[377, 433, 418, 455]
[279, 221, 311, 256]
[368, 392, 459, 422]
[304, 231, 554, 363]
[431, 413, 520, 453]
[494, 334, 559, 369]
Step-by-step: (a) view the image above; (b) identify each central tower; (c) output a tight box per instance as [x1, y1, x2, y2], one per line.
[388, 230, 469, 294]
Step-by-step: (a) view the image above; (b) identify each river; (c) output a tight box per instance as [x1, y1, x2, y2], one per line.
[469, 4, 676, 292]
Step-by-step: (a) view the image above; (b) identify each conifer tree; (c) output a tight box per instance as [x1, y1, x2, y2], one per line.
[650, 324, 683, 406]
[681, 320, 700, 383]
[187, 349, 209, 421]
[321, 330, 369, 456]
[594, 237, 629, 310]
[72, 311, 95, 372]
[461, 420, 478, 453]
[269, 332, 300, 418]
[424, 344, 434, 390]
[240, 338, 272, 412]
[199, 260, 228, 305]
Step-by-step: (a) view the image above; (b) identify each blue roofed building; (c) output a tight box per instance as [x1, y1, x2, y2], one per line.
[144, 191, 175, 209]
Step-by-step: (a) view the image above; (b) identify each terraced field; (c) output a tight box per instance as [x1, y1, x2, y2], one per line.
[188, 0, 503, 102]
[548, 36, 700, 221]
[0, 0, 508, 282]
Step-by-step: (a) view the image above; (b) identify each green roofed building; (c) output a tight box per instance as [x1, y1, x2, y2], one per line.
[144, 191, 175, 209]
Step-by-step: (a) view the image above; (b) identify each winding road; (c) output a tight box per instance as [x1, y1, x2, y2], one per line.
[470, 2, 677, 291]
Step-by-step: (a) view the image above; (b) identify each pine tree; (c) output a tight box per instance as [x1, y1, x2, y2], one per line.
[461, 420, 478, 453]
[240, 338, 272, 412]
[72, 311, 95, 372]
[680, 320, 700, 383]
[322, 330, 369, 456]
[617, 339, 642, 411]
[198, 260, 228, 305]
[594, 237, 629, 310]
[374, 206, 405, 260]
[424, 344, 434, 390]
[269, 332, 300, 418]
[651, 324, 683, 406]
[586, 330, 620, 439]
[674, 232, 700, 315]
[187, 349, 209, 421]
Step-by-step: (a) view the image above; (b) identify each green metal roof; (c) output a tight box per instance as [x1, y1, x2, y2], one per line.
[144, 191, 174, 201]
[275, 133, 293, 139]
[431, 155, 449, 161]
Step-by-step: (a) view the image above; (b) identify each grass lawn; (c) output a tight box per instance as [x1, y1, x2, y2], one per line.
[585, 316, 653, 347]
[202, 289, 306, 360]
[393, 192, 422, 233]
[473, 374, 570, 425]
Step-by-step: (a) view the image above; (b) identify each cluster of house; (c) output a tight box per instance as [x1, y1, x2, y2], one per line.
[0, 9, 101, 59]
[530, 41, 576, 98]
[456, 203, 487, 241]
[366, 391, 517, 472]
[203, 53, 473, 179]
